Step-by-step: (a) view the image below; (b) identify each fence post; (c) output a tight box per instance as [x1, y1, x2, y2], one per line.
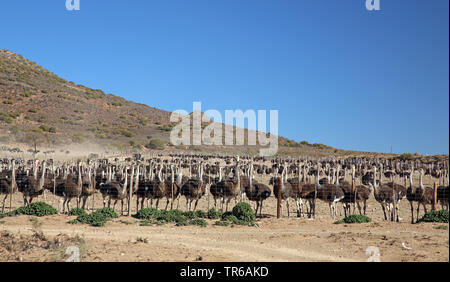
[277, 177, 282, 219]
[433, 182, 437, 211]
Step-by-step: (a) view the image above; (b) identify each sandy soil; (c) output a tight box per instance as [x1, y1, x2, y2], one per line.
[0, 190, 448, 262]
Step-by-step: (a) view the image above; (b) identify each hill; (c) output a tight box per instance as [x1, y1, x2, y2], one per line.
[0, 49, 447, 161]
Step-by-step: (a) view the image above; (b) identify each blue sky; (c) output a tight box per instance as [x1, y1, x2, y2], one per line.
[0, 0, 448, 154]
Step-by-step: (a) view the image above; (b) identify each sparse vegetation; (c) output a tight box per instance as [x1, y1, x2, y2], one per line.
[146, 138, 165, 150]
[334, 215, 372, 224]
[1, 202, 58, 217]
[419, 210, 449, 223]
[69, 208, 119, 227]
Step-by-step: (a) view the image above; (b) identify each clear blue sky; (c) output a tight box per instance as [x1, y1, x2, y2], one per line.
[1, 0, 448, 154]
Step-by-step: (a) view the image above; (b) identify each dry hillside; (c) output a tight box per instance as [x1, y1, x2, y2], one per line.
[0, 49, 447, 161]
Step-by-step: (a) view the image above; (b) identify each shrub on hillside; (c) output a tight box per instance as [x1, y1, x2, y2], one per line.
[146, 139, 165, 150]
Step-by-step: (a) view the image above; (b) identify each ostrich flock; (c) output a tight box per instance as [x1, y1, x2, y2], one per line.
[0, 154, 448, 224]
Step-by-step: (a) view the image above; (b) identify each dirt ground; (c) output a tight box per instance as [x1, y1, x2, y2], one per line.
[0, 190, 448, 262]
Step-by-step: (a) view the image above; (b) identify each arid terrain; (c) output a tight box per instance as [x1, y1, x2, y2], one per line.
[0, 161, 448, 262]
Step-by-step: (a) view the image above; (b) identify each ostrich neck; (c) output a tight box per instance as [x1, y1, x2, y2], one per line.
[410, 172, 415, 193]
[11, 162, 16, 186]
[419, 172, 424, 189]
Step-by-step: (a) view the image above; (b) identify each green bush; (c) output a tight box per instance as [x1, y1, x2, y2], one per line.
[176, 221, 189, 226]
[135, 209, 187, 225]
[222, 214, 249, 225]
[334, 214, 372, 224]
[71, 208, 119, 227]
[419, 210, 449, 223]
[188, 219, 208, 227]
[183, 211, 196, 219]
[154, 209, 186, 224]
[139, 220, 153, 226]
[95, 207, 119, 220]
[69, 208, 87, 217]
[11, 202, 58, 217]
[84, 212, 108, 227]
[135, 208, 159, 220]
[146, 139, 165, 150]
[194, 210, 207, 218]
[232, 202, 256, 223]
[214, 220, 230, 226]
[207, 208, 222, 219]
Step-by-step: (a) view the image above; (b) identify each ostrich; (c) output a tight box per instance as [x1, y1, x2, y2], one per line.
[62, 163, 83, 213]
[298, 166, 318, 219]
[18, 161, 46, 206]
[209, 166, 224, 210]
[283, 162, 308, 218]
[352, 165, 371, 216]
[180, 163, 206, 211]
[381, 164, 407, 221]
[336, 165, 355, 217]
[316, 166, 345, 220]
[80, 166, 96, 210]
[148, 165, 166, 209]
[272, 167, 294, 218]
[369, 166, 397, 221]
[163, 165, 181, 210]
[415, 168, 435, 217]
[0, 160, 17, 213]
[214, 164, 241, 212]
[107, 166, 129, 215]
[406, 168, 423, 223]
[437, 171, 449, 210]
[243, 163, 271, 218]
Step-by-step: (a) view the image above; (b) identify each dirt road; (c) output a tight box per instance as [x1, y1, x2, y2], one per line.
[1, 211, 448, 262]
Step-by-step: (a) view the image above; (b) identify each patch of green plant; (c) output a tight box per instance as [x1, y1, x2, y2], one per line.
[119, 220, 134, 225]
[222, 214, 251, 226]
[94, 207, 119, 220]
[183, 211, 196, 219]
[194, 210, 208, 218]
[135, 208, 158, 220]
[221, 211, 233, 220]
[232, 202, 256, 223]
[74, 212, 107, 227]
[135, 209, 188, 225]
[158, 210, 188, 224]
[139, 220, 153, 226]
[188, 219, 208, 227]
[69, 208, 87, 217]
[214, 220, 230, 226]
[434, 225, 448, 230]
[154, 220, 166, 226]
[68, 219, 79, 224]
[70, 208, 118, 227]
[334, 214, 372, 224]
[10, 202, 58, 217]
[419, 210, 449, 223]
[145, 138, 165, 150]
[207, 208, 222, 219]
